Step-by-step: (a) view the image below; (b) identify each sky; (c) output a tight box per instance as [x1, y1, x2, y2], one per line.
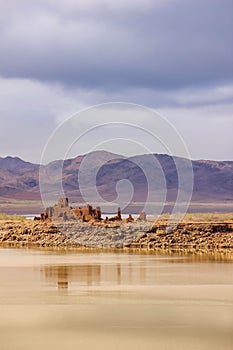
[0, 0, 232, 163]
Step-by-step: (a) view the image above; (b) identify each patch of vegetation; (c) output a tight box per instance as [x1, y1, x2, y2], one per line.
[155, 212, 233, 222]
[0, 213, 27, 221]
[183, 212, 233, 222]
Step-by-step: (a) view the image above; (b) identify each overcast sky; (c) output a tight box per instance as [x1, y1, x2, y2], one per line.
[0, 0, 232, 162]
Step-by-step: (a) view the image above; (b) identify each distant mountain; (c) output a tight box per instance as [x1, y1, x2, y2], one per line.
[0, 152, 232, 204]
[0, 156, 39, 199]
[0, 156, 38, 174]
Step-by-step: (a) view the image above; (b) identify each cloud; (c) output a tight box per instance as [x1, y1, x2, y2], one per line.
[0, 76, 232, 162]
[0, 0, 232, 162]
[159, 104, 233, 160]
[0, 78, 74, 161]
[0, 0, 232, 90]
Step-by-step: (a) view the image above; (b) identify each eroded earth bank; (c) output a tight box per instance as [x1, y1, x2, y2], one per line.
[0, 219, 233, 256]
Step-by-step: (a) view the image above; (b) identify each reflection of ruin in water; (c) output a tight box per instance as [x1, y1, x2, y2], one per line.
[43, 265, 101, 290]
[57, 266, 68, 290]
[42, 262, 146, 291]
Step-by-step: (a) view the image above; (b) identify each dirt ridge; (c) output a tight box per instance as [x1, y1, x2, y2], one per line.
[0, 220, 233, 254]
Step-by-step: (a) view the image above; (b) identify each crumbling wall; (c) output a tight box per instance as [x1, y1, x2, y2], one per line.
[46, 198, 77, 221]
[73, 204, 101, 222]
[46, 198, 102, 222]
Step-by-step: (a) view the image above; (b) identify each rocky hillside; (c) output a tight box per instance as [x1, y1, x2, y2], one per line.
[0, 156, 39, 199]
[0, 152, 232, 203]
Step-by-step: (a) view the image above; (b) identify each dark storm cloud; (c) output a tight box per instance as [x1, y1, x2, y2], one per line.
[0, 0, 232, 90]
[0, 0, 232, 162]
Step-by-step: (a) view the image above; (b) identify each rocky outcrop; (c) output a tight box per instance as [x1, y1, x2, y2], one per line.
[0, 220, 233, 253]
[0, 220, 80, 248]
[127, 222, 233, 251]
[0, 219, 153, 249]
[56, 220, 152, 248]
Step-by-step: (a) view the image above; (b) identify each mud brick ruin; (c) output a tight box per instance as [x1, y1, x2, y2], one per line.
[43, 198, 146, 223]
[73, 204, 101, 221]
[138, 212, 147, 221]
[46, 198, 77, 221]
[45, 198, 101, 222]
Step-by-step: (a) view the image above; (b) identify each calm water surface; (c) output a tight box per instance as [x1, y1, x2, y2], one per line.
[0, 248, 232, 350]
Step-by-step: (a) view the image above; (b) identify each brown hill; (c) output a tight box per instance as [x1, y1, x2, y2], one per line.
[0, 152, 232, 206]
[0, 156, 40, 200]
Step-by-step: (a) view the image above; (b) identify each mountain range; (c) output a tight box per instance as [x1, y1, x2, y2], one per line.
[0, 151, 232, 207]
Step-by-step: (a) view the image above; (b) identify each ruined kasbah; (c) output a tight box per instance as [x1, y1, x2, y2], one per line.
[37, 197, 146, 223]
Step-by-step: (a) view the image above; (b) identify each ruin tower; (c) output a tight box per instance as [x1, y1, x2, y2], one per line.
[95, 207, 102, 220]
[58, 197, 69, 208]
[117, 207, 122, 220]
[138, 212, 147, 221]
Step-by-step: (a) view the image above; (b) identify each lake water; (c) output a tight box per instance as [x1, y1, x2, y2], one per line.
[0, 248, 232, 350]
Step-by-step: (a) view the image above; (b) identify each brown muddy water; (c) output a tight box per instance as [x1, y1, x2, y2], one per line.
[0, 248, 232, 350]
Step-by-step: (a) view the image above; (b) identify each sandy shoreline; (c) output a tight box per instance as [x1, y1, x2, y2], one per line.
[0, 219, 233, 257]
